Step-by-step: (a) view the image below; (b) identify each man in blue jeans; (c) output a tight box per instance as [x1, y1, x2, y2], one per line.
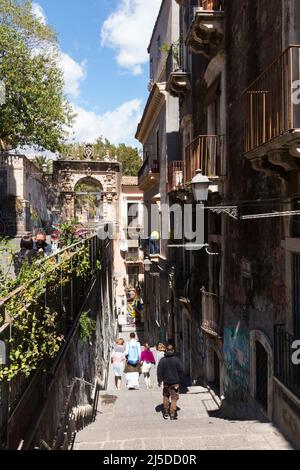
[157, 344, 184, 420]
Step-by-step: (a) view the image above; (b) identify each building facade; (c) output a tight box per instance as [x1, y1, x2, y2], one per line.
[139, 0, 300, 447]
[0, 153, 49, 237]
[136, 0, 181, 346]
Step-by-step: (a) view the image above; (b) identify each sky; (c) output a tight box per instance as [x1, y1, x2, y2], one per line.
[31, 0, 162, 149]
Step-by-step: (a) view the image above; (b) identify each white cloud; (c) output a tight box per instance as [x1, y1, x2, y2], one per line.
[70, 99, 143, 147]
[31, 3, 87, 99]
[101, 0, 161, 75]
[60, 53, 87, 98]
[32, 2, 47, 25]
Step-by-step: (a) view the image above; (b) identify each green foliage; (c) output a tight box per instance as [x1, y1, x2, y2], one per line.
[0, 0, 74, 152]
[0, 239, 93, 381]
[58, 219, 78, 247]
[79, 311, 96, 342]
[62, 138, 142, 176]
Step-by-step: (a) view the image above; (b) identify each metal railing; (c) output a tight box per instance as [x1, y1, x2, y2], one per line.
[202, 0, 224, 11]
[185, 135, 224, 183]
[138, 155, 159, 184]
[166, 43, 186, 78]
[168, 161, 184, 193]
[50, 377, 100, 450]
[201, 287, 221, 336]
[244, 45, 300, 153]
[274, 324, 300, 400]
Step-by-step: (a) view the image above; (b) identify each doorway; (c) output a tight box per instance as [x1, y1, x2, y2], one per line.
[256, 341, 268, 410]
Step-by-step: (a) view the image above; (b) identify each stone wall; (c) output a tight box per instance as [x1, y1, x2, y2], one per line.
[223, 0, 285, 401]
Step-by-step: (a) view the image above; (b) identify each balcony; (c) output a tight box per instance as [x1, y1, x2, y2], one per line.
[168, 161, 184, 193]
[138, 155, 159, 191]
[186, 1, 225, 58]
[166, 44, 190, 97]
[201, 288, 221, 337]
[185, 135, 225, 187]
[244, 46, 300, 176]
[274, 325, 300, 400]
[140, 237, 160, 259]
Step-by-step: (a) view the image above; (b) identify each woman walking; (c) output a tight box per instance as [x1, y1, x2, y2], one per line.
[155, 343, 166, 365]
[111, 338, 126, 390]
[140, 342, 156, 389]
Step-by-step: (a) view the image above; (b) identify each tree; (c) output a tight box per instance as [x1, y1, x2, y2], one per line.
[0, 0, 74, 152]
[62, 138, 142, 176]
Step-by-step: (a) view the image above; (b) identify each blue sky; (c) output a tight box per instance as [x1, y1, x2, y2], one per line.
[32, 0, 161, 148]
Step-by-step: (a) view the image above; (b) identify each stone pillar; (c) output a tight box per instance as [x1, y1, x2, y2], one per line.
[62, 193, 75, 221]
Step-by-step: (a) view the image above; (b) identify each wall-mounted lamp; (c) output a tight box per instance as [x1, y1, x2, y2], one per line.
[191, 169, 210, 203]
[143, 258, 152, 272]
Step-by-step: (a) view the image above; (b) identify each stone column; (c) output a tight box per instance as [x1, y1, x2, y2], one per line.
[63, 193, 75, 221]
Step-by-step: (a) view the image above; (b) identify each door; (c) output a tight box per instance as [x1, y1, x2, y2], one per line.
[256, 341, 268, 410]
[213, 351, 220, 395]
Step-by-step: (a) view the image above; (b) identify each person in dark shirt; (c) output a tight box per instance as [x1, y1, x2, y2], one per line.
[34, 232, 52, 256]
[14, 236, 37, 276]
[157, 344, 184, 420]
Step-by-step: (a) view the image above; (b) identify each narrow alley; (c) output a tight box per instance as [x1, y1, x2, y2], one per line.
[74, 327, 293, 451]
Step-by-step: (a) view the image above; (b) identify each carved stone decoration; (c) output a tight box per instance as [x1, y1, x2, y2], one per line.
[84, 144, 94, 160]
[104, 149, 110, 162]
[268, 149, 300, 172]
[61, 166, 74, 191]
[64, 193, 75, 220]
[86, 167, 92, 177]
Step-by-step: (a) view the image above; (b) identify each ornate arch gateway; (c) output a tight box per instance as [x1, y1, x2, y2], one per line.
[50, 145, 122, 228]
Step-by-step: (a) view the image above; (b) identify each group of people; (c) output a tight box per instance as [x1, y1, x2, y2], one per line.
[111, 332, 184, 420]
[14, 232, 53, 276]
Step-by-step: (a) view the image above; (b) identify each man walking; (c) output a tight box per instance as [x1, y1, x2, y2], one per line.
[157, 344, 184, 420]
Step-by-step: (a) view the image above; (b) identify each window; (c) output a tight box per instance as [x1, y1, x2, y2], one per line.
[291, 200, 300, 238]
[157, 35, 161, 59]
[127, 203, 138, 228]
[150, 58, 154, 81]
[210, 213, 222, 235]
[128, 266, 139, 288]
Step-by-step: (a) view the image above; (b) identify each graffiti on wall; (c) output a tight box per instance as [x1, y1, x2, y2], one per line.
[223, 323, 249, 401]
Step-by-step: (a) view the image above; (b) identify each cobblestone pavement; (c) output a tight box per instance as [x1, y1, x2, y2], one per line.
[74, 328, 294, 451]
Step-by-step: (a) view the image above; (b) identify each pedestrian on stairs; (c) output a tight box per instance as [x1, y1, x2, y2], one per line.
[157, 344, 184, 420]
[124, 332, 141, 390]
[140, 342, 156, 389]
[111, 338, 126, 390]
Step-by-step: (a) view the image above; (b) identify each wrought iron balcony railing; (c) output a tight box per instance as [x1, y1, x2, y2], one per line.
[166, 43, 190, 97]
[185, 135, 225, 183]
[202, 0, 224, 11]
[201, 288, 221, 336]
[168, 161, 184, 193]
[244, 46, 300, 154]
[138, 155, 159, 191]
[274, 324, 300, 400]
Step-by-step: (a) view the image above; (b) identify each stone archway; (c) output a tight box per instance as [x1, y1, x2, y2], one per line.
[74, 177, 103, 224]
[51, 150, 122, 227]
[250, 330, 273, 419]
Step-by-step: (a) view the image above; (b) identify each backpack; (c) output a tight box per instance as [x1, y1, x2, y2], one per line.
[127, 341, 139, 365]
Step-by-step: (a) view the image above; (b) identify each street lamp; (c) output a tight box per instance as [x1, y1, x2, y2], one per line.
[143, 258, 152, 272]
[191, 169, 210, 203]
